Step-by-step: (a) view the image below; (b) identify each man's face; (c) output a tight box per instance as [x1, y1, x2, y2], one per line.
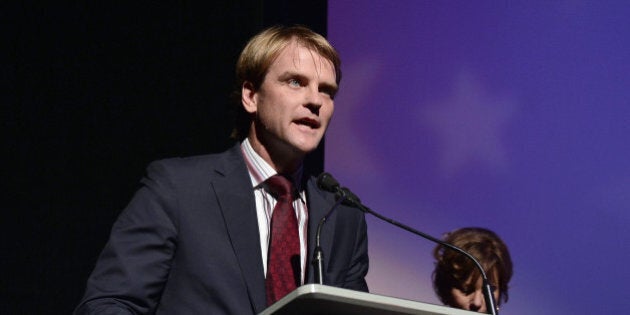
[242, 41, 337, 164]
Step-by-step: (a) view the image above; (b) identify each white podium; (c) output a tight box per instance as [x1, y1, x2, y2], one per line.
[260, 284, 479, 315]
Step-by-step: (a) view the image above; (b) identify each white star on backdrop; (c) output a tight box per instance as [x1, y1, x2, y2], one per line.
[419, 71, 517, 178]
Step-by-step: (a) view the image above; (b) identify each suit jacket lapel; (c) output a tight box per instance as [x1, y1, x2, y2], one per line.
[305, 176, 337, 284]
[210, 145, 267, 313]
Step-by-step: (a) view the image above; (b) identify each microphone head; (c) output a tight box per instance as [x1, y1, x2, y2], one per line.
[317, 172, 340, 192]
[341, 187, 362, 206]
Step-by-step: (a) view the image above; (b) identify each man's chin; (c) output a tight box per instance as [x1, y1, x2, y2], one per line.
[295, 137, 323, 153]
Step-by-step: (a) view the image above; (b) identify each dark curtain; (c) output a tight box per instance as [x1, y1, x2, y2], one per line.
[3, 1, 327, 313]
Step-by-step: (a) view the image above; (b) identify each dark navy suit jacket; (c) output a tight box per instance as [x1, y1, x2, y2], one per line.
[74, 144, 369, 314]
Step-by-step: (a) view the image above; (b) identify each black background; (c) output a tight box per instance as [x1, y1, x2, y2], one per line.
[4, 1, 327, 313]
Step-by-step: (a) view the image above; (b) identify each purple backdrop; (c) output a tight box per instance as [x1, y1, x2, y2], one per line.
[326, 1, 630, 314]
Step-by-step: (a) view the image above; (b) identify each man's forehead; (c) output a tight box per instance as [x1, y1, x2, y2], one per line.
[274, 41, 334, 73]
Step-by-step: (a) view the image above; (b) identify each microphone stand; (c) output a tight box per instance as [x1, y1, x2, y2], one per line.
[312, 191, 347, 285]
[350, 197, 498, 315]
[316, 172, 497, 314]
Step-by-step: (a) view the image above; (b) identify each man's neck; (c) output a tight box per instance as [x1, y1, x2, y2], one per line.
[245, 136, 305, 174]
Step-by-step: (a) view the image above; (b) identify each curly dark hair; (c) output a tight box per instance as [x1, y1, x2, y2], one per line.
[432, 227, 513, 306]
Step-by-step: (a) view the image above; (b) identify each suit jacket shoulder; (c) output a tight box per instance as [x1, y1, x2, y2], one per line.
[76, 144, 267, 315]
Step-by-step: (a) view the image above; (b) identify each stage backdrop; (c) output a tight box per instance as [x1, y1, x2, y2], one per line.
[326, 2, 629, 314]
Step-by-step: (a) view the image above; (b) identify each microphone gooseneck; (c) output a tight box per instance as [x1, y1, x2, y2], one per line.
[313, 173, 347, 285]
[316, 172, 499, 315]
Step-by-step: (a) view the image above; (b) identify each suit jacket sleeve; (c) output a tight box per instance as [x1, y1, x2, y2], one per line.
[340, 208, 369, 292]
[74, 160, 179, 315]
[306, 178, 369, 292]
[330, 203, 369, 292]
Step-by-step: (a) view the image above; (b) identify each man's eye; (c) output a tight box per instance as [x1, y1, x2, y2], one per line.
[320, 88, 336, 99]
[288, 78, 301, 87]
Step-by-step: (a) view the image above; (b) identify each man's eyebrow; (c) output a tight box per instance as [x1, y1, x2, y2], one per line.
[277, 71, 303, 80]
[319, 82, 338, 95]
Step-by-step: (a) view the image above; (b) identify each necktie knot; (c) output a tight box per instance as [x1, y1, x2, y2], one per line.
[266, 175, 294, 201]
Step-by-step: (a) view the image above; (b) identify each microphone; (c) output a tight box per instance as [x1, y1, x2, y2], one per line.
[316, 172, 341, 193]
[316, 173, 361, 207]
[312, 173, 347, 285]
[317, 172, 499, 315]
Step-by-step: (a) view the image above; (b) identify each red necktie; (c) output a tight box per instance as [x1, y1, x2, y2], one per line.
[265, 175, 300, 306]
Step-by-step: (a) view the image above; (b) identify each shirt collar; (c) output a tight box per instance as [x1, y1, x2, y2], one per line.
[240, 138, 303, 191]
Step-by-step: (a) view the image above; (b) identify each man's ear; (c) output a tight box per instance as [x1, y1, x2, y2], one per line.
[241, 81, 257, 114]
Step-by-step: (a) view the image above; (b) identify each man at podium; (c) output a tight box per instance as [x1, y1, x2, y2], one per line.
[74, 25, 369, 315]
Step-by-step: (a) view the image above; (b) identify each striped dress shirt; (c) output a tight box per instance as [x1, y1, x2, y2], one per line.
[240, 138, 309, 283]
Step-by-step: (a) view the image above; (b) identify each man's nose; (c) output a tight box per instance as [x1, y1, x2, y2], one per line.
[304, 86, 322, 114]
